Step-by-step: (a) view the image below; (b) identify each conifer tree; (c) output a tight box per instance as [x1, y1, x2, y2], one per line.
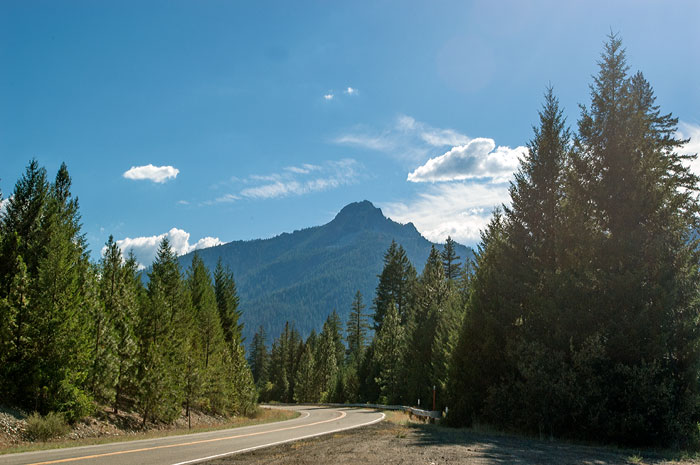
[314, 320, 338, 401]
[29, 164, 93, 420]
[441, 236, 461, 284]
[0, 159, 48, 294]
[373, 240, 416, 328]
[112, 251, 141, 414]
[294, 342, 317, 403]
[249, 325, 269, 386]
[373, 302, 405, 404]
[214, 258, 243, 344]
[405, 246, 445, 406]
[137, 238, 189, 425]
[345, 291, 370, 364]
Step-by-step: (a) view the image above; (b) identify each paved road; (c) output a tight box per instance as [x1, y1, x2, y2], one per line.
[0, 406, 384, 465]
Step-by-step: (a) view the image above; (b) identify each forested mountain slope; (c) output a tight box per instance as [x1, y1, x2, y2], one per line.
[177, 200, 473, 342]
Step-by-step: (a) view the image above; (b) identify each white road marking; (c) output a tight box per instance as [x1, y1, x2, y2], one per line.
[170, 411, 386, 465]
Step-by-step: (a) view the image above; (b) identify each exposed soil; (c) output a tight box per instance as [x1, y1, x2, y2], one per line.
[208, 412, 699, 465]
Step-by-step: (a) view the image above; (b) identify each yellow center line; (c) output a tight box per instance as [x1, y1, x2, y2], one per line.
[28, 410, 347, 465]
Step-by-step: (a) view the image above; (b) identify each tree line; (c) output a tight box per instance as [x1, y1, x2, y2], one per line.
[247, 236, 470, 410]
[251, 35, 700, 448]
[0, 163, 255, 424]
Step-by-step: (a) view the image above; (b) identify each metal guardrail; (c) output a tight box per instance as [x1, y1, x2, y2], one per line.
[301, 402, 443, 422]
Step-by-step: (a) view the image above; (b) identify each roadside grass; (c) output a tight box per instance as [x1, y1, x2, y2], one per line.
[0, 407, 298, 456]
[380, 409, 700, 464]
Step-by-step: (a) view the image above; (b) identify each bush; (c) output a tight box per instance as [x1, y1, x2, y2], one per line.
[25, 412, 69, 441]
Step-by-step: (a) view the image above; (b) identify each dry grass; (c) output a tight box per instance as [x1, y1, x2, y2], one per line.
[0, 407, 298, 455]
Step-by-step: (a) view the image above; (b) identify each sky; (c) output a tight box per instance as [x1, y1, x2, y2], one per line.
[2, 0, 700, 268]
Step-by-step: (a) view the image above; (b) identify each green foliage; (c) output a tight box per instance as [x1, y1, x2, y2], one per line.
[249, 326, 269, 387]
[179, 201, 473, 343]
[25, 412, 69, 441]
[373, 240, 417, 329]
[345, 290, 370, 365]
[374, 302, 405, 404]
[214, 258, 243, 344]
[447, 35, 700, 447]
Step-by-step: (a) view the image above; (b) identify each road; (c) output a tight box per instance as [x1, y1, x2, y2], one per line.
[0, 406, 385, 465]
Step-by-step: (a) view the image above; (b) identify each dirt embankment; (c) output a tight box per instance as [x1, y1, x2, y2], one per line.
[209, 412, 698, 465]
[0, 406, 294, 453]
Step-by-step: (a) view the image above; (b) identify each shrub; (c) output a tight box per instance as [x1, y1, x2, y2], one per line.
[25, 412, 69, 442]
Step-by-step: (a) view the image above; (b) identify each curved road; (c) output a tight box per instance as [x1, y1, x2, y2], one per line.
[0, 406, 384, 465]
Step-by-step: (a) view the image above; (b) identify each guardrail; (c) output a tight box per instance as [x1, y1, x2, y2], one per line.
[286, 402, 443, 423]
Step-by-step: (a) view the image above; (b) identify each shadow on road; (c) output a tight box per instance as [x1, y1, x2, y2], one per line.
[404, 422, 669, 465]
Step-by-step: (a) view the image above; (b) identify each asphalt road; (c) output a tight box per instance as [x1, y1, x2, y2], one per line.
[0, 406, 385, 465]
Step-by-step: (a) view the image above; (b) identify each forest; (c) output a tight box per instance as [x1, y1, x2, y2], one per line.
[1, 35, 699, 448]
[250, 36, 700, 448]
[0, 161, 256, 425]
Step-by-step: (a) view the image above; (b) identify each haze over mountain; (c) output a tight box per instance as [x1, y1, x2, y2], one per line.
[178, 200, 473, 343]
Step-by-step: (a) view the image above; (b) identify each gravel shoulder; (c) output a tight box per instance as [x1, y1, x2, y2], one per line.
[207, 411, 700, 465]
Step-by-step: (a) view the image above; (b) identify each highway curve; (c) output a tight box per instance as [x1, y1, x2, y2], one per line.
[0, 406, 385, 465]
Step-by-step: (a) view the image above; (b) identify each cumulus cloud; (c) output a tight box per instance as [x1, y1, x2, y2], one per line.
[324, 93, 334, 100]
[107, 228, 224, 269]
[407, 138, 526, 183]
[381, 182, 510, 245]
[344, 87, 358, 95]
[335, 115, 469, 162]
[677, 122, 700, 177]
[123, 164, 179, 183]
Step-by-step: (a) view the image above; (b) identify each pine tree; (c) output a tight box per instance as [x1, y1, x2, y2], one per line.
[214, 258, 243, 345]
[294, 343, 317, 403]
[314, 320, 338, 401]
[137, 238, 188, 425]
[404, 246, 445, 407]
[111, 251, 141, 414]
[345, 291, 370, 364]
[249, 325, 269, 387]
[441, 236, 461, 284]
[0, 159, 48, 295]
[373, 302, 405, 404]
[325, 310, 345, 369]
[373, 240, 416, 328]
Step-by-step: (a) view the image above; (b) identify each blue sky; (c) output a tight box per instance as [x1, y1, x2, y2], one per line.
[2, 1, 700, 267]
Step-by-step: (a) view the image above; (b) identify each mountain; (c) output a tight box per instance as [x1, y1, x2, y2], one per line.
[178, 200, 474, 343]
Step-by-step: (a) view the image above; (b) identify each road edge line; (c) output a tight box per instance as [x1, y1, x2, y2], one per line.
[170, 411, 386, 465]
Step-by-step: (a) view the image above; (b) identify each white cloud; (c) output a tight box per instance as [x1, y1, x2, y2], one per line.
[284, 164, 321, 174]
[677, 121, 700, 177]
[334, 115, 469, 162]
[345, 87, 358, 95]
[240, 159, 360, 200]
[408, 138, 526, 183]
[123, 164, 179, 183]
[108, 227, 224, 269]
[324, 93, 334, 100]
[382, 182, 510, 245]
[215, 194, 239, 203]
[0, 196, 10, 216]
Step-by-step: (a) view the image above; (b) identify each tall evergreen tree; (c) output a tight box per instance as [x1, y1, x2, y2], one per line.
[214, 258, 243, 345]
[249, 325, 269, 387]
[314, 320, 339, 401]
[345, 290, 370, 364]
[294, 342, 317, 403]
[137, 238, 189, 425]
[404, 246, 445, 406]
[373, 240, 416, 328]
[373, 302, 405, 404]
[441, 236, 461, 283]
